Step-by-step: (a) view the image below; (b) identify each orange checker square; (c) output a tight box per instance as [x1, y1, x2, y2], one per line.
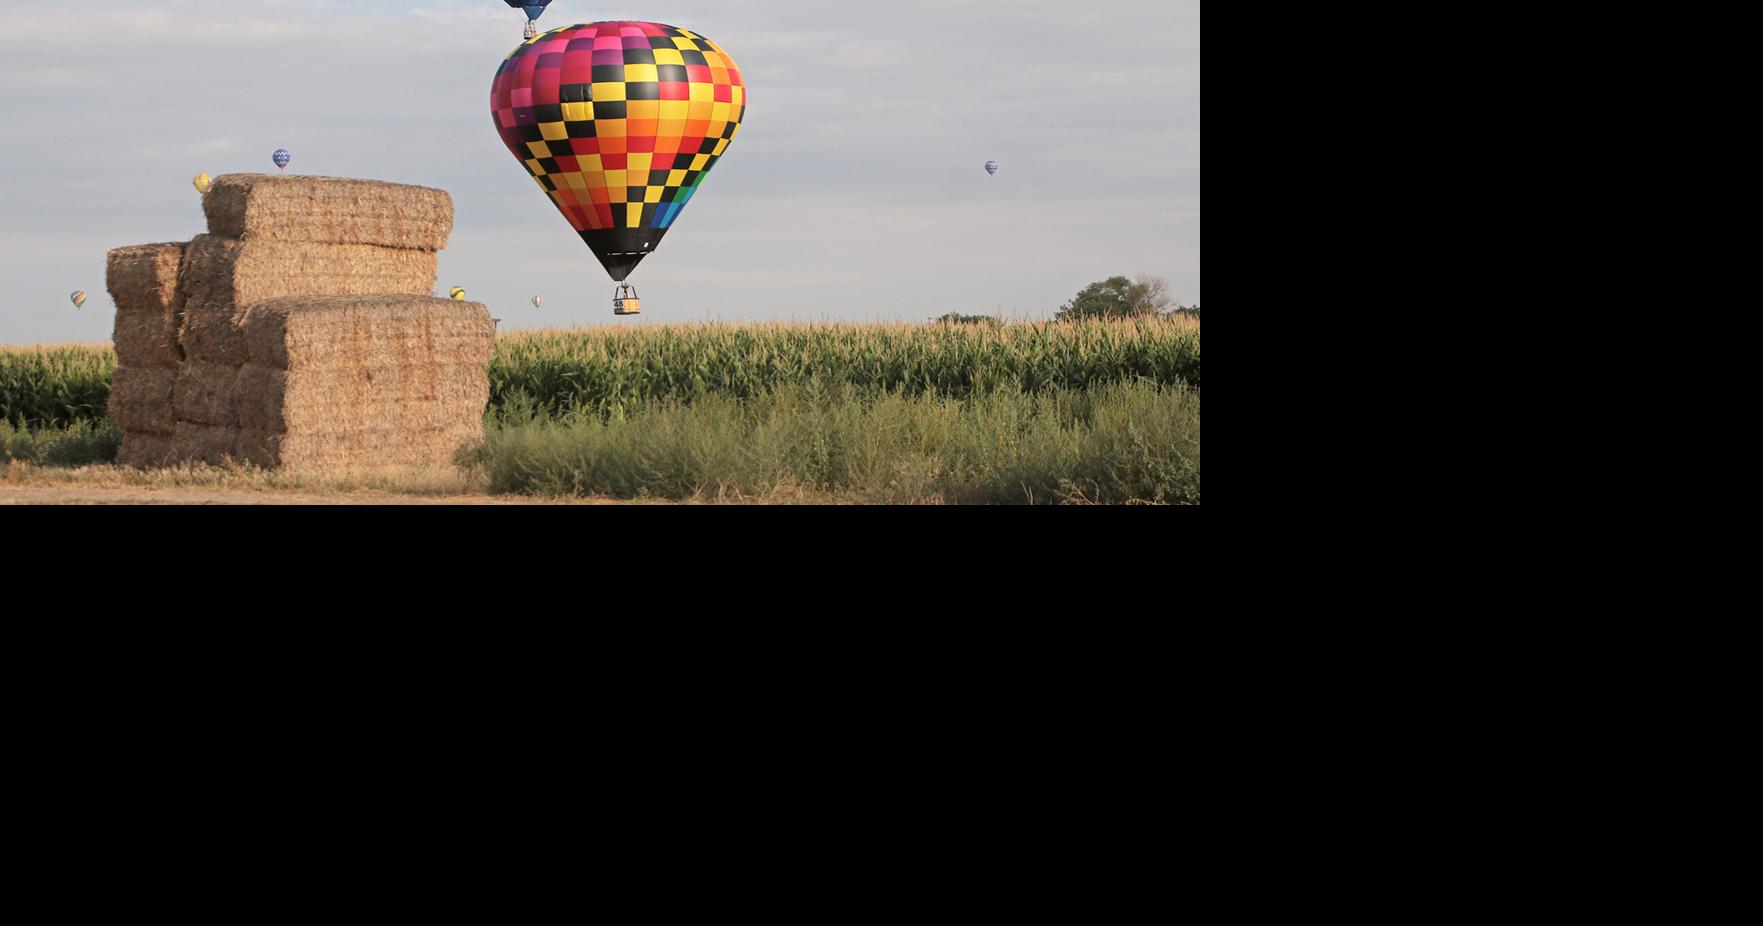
[683, 118, 711, 138]
[628, 119, 659, 138]
[587, 183, 610, 204]
[688, 100, 714, 120]
[596, 118, 628, 138]
[608, 185, 628, 203]
[599, 135, 629, 154]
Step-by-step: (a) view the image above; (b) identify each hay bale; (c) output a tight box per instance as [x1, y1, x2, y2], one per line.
[202, 174, 453, 251]
[107, 366, 178, 434]
[241, 295, 491, 371]
[107, 242, 187, 367]
[239, 425, 481, 471]
[116, 431, 177, 469]
[171, 422, 240, 467]
[177, 234, 438, 366]
[105, 242, 185, 316]
[173, 361, 241, 428]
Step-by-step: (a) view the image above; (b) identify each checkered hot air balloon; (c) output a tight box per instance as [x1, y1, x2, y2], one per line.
[70, 291, 87, 309]
[450, 287, 467, 301]
[273, 149, 291, 171]
[985, 160, 999, 176]
[492, 22, 746, 283]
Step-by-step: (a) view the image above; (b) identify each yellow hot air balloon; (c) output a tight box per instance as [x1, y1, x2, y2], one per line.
[449, 287, 467, 301]
[194, 173, 212, 194]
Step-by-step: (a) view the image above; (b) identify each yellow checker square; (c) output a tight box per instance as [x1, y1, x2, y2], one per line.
[690, 154, 710, 171]
[688, 100, 714, 120]
[654, 48, 685, 66]
[712, 138, 730, 156]
[673, 37, 699, 50]
[659, 101, 689, 119]
[539, 121, 568, 142]
[707, 120, 727, 139]
[561, 101, 592, 122]
[688, 82, 714, 102]
[667, 169, 688, 186]
[526, 141, 552, 158]
[626, 203, 644, 225]
[659, 119, 687, 137]
[579, 153, 603, 172]
[525, 158, 547, 175]
[679, 29, 701, 38]
[644, 186, 665, 204]
[564, 173, 586, 190]
[731, 86, 745, 107]
[627, 152, 653, 175]
[624, 64, 659, 83]
[710, 101, 732, 122]
[604, 169, 627, 188]
[597, 118, 628, 137]
[626, 100, 660, 120]
[591, 81, 627, 102]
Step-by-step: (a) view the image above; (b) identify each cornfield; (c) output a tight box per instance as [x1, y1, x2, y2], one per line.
[491, 317, 1201, 417]
[0, 344, 115, 427]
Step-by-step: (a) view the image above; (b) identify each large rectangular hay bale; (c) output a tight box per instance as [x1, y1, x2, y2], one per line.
[108, 366, 178, 435]
[202, 174, 453, 251]
[177, 234, 439, 365]
[237, 425, 481, 471]
[171, 421, 240, 467]
[105, 242, 185, 316]
[173, 360, 241, 428]
[112, 305, 182, 369]
[240, 294, 492, 370]
[116, 431, 177, 469]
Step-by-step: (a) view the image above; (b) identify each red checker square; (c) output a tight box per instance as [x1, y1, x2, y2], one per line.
[651, 153, 677, 170]
[596, 203, 615, 227]
[554, 155, 579, 172]
[571, 138, 601, 155]
[714, 83, 732, 103]
[686, 65, 712, 82]
[628, 135, 657, 153]
[534, 82, 561, 105]
[660, 81, 690, 101]
[603, 153, 628, 170]
[561, 66, 592, 85]
[588, 184, 609, 203]
[593, 35, 622, 49]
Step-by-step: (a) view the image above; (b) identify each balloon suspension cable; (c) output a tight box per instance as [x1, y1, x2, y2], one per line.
[524, 20, 538, 40]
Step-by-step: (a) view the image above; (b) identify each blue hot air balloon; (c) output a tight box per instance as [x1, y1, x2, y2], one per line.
[273, 149, 291, 171]
[985, 160, 1000, 176]
[503, 1, 554, 22]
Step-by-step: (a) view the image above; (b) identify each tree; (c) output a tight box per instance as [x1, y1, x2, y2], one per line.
[933, 312, 1001, 326]
[1055, 275, 1176, 321]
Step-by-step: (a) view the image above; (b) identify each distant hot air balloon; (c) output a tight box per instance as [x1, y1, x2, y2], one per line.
[450, 287, 467, 301]
[194, 173, 212, 194]
[985, 160, 1000, 176]
[505, 0, 555, 37]
[491, 21, 746, 309]
[532, 295, 543, 309]
[273, 149, 291, 171]
[70, 291, 87, 310]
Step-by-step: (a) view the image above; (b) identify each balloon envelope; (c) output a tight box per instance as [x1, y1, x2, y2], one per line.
[70, 291, 86, 309]
[504, 1, 554, 21]
[273, 149, 291, 170]
[194, 172, 212, 194]
[450, 287, 467, 301]
[985, 160, 999, 175]
[532, 296, 543, 308]
[491, 21, 746, 282]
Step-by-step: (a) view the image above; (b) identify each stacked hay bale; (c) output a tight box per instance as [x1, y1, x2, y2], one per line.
[106, 243, 187, 468]
[106, 174, 494, 470]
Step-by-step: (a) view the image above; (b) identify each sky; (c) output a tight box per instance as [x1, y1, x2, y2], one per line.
[0, 0, 1200, 342]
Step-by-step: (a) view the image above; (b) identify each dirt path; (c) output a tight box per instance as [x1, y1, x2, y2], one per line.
[0, 486, 623, 505]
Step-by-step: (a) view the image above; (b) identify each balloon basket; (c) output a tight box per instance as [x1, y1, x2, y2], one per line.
[613, 283, 641, 316]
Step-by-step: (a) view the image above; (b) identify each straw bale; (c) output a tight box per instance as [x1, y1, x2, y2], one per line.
[179, 234, 438, 309]
[107, 366, 178, 434]
[239, 295, 492, 369]
[112, 305, 182, 369]
[171, 422, 240, 466]
[105, 242, 186, 317]
[173, 361, 241, 428]
[202, 174, 453, 251]
[116, 432, 177, 469]
[236, 364, 488, 433]
[238, 425, 482, 471]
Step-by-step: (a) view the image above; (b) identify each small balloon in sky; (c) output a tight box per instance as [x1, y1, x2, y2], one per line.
[70, 290, 87, 309]
[193, 173, 212, 194]
[532, 295, 543, 309]
[985, 160, 1000, 176]
[450, 287, 467, 301]
[273, 149, 291, 171]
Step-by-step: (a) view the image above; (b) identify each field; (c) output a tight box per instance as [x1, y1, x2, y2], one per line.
[2, 317, 1200, 504]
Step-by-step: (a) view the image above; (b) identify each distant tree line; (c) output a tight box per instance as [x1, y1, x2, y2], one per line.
[1056, 275, 1197, 321]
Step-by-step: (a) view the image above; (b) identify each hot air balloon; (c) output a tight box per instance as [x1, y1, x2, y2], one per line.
[985, 160, 999, 176]
[491, 22, 746, 313]
[450, 287, 467, 301]
[505, 0, 555, 38]
[194, 173, 212, 194]
[70, 291, 87, 310]
[273, 149, 291, 171]
[532, 295, 543, 309]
